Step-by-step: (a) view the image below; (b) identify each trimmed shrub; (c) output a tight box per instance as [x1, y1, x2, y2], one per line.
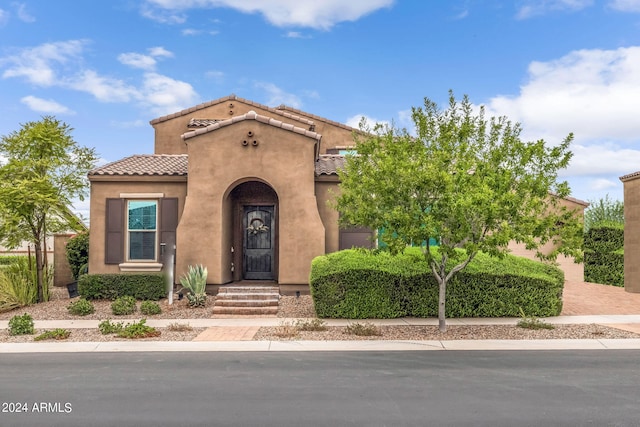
[140, 300, 162, 315]
[111, 296, 137, 315]
[65, 232, 89, 280]
[0, 256, 24, 266]
[67, 298, 95, 316]
[78, 273, 165, 300]
[584, 224, 624, 286]
[310, 248, 564, 319]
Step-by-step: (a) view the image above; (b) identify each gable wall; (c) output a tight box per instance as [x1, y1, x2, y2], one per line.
[176, 119, 325, 285]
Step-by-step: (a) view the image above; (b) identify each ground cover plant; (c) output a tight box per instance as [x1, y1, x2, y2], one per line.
[34, 328, 71, 341]
[67, 298, 95, 316]
[111, 295, 137, 315]
[8, 313, 34, 335]
[116, 319, 160, 339]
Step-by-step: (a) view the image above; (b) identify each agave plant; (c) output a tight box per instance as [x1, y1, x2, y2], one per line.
[179, 265, 208, 307]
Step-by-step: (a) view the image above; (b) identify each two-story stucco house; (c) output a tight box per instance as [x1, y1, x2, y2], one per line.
[88, 95, 373, 295]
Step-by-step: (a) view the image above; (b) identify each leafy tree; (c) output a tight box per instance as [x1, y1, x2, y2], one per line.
[584, 195, 623, 232]
[337, 92, 583, 331]
[0, 116, 97, 302]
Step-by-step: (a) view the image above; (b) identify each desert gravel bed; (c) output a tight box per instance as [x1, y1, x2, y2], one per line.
[1, 287, 639, 342]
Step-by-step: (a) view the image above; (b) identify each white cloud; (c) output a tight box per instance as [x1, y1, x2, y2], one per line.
[148, 46, 174, 58]
[516, 0, 593, 19]
[486, 46, 640, 143]
[205, 70, 224, 82]
[20, 95, 74, 114]
[110, 119, 146, 129]
[1, 39, 87, 86]
[0, 9, 8, 26]
[118, 47, 174, 70]
[140, 72, 199, 115]
[286, 31, 307, 38]
[140, 4, 186, 24]
[14, 2, 35, 23]
[345, 114, 390, 130]
[143, 0, 394, 30]
[67, 70, 138, 102]
[609, 0, 640, 12]
[562, 143, 640, 176]
[118, 52, 157, 70]
[255, 82, 302, 108]
[589, 178, 618, 191]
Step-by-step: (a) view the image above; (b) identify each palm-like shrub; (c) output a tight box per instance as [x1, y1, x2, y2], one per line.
[179, 265, 207, 307]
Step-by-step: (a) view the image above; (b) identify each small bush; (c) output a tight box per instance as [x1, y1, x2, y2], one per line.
[140, 300, 162, 315]
[117, 319, 160, 339]
[274, 321, 299, 338]
[98, 319, 125, 335]
[65, 232, 89, 280]
[111, 296, 137, 315]
[344, 322, 382, 336]
[34, 329, 71, 341]
[67, 299, 95, 316]
[9, 313, 35, 336]
[167, 322, 192, 332]
[296, 318, 328, 331]
[78, 273, 165, 300]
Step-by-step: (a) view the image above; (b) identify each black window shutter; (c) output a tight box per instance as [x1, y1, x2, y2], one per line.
[105, 198, 124, 264]
[160, 198, 179, 252]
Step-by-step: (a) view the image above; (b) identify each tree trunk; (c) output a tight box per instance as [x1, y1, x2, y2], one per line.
[34, 242, 44, 303]
[438, 279, 447, 332]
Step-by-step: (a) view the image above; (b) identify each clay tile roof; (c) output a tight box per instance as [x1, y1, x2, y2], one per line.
[620, 170, 640, 182]
[88, 154, 188, 176]
[315, 154, 345, 176]
[181, 110, 322, 142]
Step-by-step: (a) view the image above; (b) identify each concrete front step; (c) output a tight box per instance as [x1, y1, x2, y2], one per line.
[212, 306, 278, 315]
[213, 285, 280, 316]
[216, 293, 278, 301]
[218, 286, 279, 294]
[215, 299, 279, 307]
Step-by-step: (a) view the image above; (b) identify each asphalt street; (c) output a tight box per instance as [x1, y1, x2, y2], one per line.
[1, 351, 639, 427]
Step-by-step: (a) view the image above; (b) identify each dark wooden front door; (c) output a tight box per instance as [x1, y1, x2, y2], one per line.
[243, 205, 275, 280]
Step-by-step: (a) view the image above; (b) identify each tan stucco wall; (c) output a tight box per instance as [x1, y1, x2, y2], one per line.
[152, 99, 356, 156]
[88, 179, 187, 275]
[623, 177, 640, 292]
[176, 119, 325, 285]
[53, 234, 75, 287]
[315, 180, 341, 254]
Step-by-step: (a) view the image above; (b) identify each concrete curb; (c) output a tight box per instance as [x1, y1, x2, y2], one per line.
[2, 339, 640, 353]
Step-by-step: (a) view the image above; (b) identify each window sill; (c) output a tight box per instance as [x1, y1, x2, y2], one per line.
[118, 262, 163, 272]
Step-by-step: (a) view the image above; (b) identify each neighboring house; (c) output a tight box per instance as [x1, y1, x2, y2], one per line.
[0, 237, 54, 261]
[88, 94, 589, 294]
[88, 95, 372, 294]
[620, 170, 639, 293]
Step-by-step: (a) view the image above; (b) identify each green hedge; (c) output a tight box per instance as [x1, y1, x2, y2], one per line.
[0, 256, 25, 266]
[583, 225, 624, 286]
[78, 273, 166, 300]
[310, 248, 564, 319]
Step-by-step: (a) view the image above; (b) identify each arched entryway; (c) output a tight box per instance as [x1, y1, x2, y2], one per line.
[228, 181, 279, 282]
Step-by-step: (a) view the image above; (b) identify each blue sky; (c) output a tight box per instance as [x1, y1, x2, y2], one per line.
[1, 0, 639, 220]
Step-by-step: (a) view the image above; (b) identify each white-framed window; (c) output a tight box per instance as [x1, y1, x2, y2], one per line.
[126, 200, 158, 261]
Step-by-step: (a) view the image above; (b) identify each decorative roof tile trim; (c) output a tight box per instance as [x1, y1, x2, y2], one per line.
[181, 110, 322, 142]
[275, 104, 360, 133]
[88, 154, 188, 176]
[150, 94, 317, 130]
[188, 118, 223, 128]
[315, 154, 345, 176]
[620, 170, 640, 182]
